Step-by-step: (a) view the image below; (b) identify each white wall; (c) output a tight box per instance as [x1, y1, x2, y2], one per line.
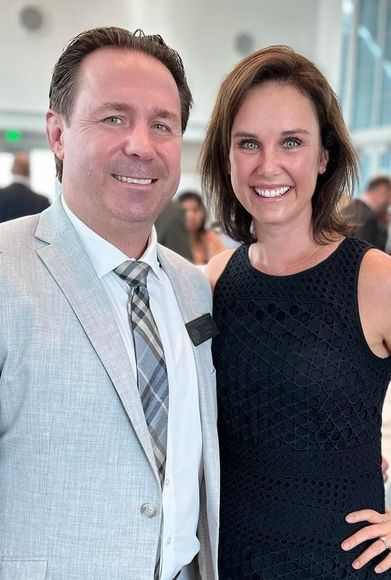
[0, 0, 343, 136]
[0, 0, 139, 131]
[0, 0, 344, 185]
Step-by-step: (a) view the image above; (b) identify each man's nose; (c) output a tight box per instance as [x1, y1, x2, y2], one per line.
[123, 124, 155, 160]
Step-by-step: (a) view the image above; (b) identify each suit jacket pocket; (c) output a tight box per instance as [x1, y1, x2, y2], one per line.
[0, 557, 47, 580]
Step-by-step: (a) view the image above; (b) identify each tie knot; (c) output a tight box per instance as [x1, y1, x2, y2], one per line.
[114, 260, 150, 288]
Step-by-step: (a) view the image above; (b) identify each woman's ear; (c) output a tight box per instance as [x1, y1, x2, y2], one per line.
[319, 148, 329, 174]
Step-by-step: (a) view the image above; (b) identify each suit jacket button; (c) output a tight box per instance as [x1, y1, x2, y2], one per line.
[141, 503, 157, 518]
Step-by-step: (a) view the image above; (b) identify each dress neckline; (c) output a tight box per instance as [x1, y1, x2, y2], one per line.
[242, 237, 349, 279]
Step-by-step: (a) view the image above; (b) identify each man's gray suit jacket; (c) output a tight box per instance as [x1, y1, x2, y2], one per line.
[0, 200, 219, 580]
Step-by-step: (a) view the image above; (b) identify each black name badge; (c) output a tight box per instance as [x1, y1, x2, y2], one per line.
[185, 313, 219, 346]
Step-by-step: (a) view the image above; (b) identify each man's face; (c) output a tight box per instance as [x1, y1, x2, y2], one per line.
[47, 47, 183, 247]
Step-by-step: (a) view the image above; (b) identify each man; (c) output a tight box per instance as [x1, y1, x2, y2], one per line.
[0, 151, 50, 222]
[0, 27, 218, 580]
[342, 175, 391, 250]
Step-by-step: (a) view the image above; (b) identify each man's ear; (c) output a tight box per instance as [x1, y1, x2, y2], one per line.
[46, 110, 65, 160]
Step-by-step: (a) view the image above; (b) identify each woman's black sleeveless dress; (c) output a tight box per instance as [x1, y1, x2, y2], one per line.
[213, 238, 391, 579]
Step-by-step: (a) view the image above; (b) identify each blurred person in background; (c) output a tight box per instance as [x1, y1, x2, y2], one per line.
[0, 151, 50, 222]
[385, 206, 391, 255]
[208, 222, 241, 251]
[178, 191, 224, 265]
[342, 176, 391, 251]
[155, 199, 192, 260]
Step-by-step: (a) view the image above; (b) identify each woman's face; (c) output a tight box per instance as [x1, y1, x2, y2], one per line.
[181, 197, 205, 233]
[228, 81, 328, 236]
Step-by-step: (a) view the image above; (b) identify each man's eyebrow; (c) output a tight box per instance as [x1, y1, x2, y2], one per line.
[153, 109, 180, 121]
[95, 102, 180, 120]
[94, 102, 132, 114]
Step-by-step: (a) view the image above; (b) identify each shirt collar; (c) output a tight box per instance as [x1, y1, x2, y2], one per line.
[61, 195, 163, 280]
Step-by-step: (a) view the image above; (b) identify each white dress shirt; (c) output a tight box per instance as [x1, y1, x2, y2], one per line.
[62, 197, 203, 580]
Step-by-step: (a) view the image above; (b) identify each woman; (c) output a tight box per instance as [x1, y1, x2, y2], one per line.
[200, 45, 391, 577]
[177, 191, 224, 264]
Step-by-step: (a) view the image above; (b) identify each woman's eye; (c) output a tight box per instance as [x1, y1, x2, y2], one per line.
[240, 139, 259, 150]
[283, 138, 300, 149]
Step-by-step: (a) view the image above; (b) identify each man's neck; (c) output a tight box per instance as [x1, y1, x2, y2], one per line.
[12, 175, 30, 187]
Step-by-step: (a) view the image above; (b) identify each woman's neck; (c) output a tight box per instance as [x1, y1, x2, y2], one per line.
[250, 223, 341, 276]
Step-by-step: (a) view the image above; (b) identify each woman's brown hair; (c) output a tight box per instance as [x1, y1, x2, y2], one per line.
[199, 45, 358, 244]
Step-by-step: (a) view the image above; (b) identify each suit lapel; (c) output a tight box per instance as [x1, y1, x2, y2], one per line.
[157, 247, 216, 435]
[34, 201, 157, 476]
[157, 246, 208, 354]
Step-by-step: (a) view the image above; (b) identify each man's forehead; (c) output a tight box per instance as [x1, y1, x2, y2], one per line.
[76, 47, 179, 100]
[80, 46, 167, 75]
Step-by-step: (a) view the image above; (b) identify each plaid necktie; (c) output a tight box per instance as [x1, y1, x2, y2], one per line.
[115, 260, 168, 486]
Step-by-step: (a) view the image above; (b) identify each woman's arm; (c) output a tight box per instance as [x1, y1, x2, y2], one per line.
[356, 249, 391, 357]
[341, 249, 391, 573]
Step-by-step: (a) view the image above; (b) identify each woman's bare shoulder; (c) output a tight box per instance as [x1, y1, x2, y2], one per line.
[359, 248, 391, 354]
[360, 248, 391, 285]
[205, 248, 237, 290]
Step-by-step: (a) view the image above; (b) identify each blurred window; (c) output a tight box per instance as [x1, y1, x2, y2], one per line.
[341, 0, 391, 130]
[341, 0, 391, 190]
[380, 1, 391, 125]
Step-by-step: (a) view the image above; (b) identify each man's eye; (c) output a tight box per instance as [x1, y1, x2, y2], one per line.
[105, 116, 122, 125]
[153, 123, 170, 132]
